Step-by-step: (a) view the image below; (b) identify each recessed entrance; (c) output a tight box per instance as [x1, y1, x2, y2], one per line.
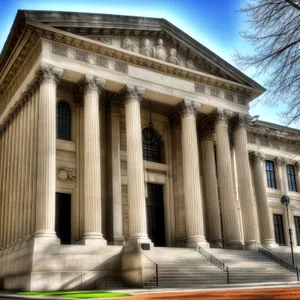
[146, 183, 166, 247]
[55, 193, 71, 244]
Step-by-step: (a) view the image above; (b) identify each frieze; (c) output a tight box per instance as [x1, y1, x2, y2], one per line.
[225, 92, 234, 102]
[210, 87, 220, 97]
[115, 61, 128, 73]
[75, 50, 88, 63]
[0, 27, 254, 121]
[96, 55, 109, 68]
[52, 43, 67, 57]
[195, 83, 205, 94]
[247, 132, 256, 144]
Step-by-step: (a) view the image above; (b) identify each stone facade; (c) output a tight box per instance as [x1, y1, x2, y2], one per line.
[0, 10, 300, 291]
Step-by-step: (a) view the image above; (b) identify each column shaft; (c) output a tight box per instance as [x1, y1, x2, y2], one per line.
[35, 64, 62, 240]
[215, 111, 242, 249]
[234, 119, 257, 249]
[110, 104, 124, 245]
[82, 75, 106, 245]
[180, 100, 207, 248]
[124, 86, 151, 250]
[252, 152, 277, 247]
[200, 132, 222, 248]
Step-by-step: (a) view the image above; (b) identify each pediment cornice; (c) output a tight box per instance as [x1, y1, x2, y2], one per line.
[0, 19, 263, 104]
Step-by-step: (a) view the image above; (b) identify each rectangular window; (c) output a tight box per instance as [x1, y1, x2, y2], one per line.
[273, 214, 285, 245]
[294, 216, 300, 246]
[266, 160, 277, 188]
[287, 165, 297, 192]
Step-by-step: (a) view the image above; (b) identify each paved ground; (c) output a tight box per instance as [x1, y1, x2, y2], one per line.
[128, 286, 300, 299]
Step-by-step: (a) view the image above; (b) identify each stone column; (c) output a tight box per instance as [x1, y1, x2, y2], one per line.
[110, 103, 124, 245]
[199, 128, 222, 248]
[251, 152, 277, 248]
[276, 157, 288, 195]
[233, 115, 257, 249]
[35, 64, 62, 241]
[82, 75, 106, 245]
[179, 99, 208, 248]
[123, 85, 152, 251]
[214, 110, 242, 249]
[296, 162, 300, 193]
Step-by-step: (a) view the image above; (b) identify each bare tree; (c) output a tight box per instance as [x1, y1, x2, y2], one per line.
[235, 0, 300, 125]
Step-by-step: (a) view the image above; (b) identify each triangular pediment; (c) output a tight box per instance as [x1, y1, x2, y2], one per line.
[13, 10, 263, 91]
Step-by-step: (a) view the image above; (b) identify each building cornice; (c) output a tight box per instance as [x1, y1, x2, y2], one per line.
[0, 18, 264, 103]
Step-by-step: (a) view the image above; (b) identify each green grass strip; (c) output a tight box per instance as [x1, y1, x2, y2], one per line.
[18, 291, 132, 299]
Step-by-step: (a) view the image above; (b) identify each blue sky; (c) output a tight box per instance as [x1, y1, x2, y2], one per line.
[0, 0, 286, 125]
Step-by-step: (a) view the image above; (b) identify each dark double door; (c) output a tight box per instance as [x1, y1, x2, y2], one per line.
[146, 184, 166, 247]
[55, 193, 71, 244]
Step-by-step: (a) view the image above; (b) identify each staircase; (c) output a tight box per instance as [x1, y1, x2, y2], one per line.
[271, 246, 300, 266]
[143, 247, 227, 288]
[209, 248, 297, 284]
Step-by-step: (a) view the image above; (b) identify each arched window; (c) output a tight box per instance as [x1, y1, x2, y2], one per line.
[57, 101, 71, 140]
[142, 126, 164, 163]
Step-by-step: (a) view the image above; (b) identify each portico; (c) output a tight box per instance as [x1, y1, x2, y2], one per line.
[1, 10, 300, 291]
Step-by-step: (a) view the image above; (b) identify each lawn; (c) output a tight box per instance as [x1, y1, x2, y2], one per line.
[18, 291, 132, 299]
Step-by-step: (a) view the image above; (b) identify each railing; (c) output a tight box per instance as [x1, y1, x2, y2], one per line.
[258, 244, 299, 281]
[141, 251, 159, 287]
[197, 246, 230, 284]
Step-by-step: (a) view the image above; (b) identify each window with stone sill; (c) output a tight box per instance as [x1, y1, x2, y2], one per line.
[57, 101, 71, 141]
[287, 165, 297, 192]
[266, 160, 277, 189]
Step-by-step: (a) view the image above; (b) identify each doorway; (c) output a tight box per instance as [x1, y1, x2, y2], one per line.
[55, 193, 71, 244]
[146, 183, 166, 247]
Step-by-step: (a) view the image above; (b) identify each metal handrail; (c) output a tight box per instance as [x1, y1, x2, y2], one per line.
[140, 251, 159, 287]
[258, 244, 299, 281]
[197, 246, 230, 284]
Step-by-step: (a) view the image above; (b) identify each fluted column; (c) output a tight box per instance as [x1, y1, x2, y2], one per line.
[110, 103, 124, 245]
[251, 152, 277, 248]
[123, 85, 152, 250]
[296, 162, 300, 193]
[35, 64, 62, 241]
[234, 115, 257, 249]
[82, 75, 107, 245]
[199, 128, 222, 248]
[179, 99, 208, 248]
[276, 157, 289, 195]
[215, 110, 242, 249]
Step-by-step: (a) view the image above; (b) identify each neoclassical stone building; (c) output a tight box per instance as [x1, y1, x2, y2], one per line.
[1, 10, 300, 290]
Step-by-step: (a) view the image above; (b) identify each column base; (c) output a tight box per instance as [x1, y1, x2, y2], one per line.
[112, 237, 125, 246]
[244, 240, 257, 250]
[32, 230, 60, 251]
[80, 232, 107, 246]
[186, 236, 209, 249]
[209, 238, 224, 249]
[123, 236, 153, 253]
[261, 239, 279, 249]
[225, 240, 243, 250]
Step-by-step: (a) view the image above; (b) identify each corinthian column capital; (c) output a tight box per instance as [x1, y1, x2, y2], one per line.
[82, 75, 106, 95]
[215, 109, 229, 127]
[122, 85, 145, 104]
[275, 156, 287, 167]
[251, 151, 265, 165]
[38, 63, 63, 85]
